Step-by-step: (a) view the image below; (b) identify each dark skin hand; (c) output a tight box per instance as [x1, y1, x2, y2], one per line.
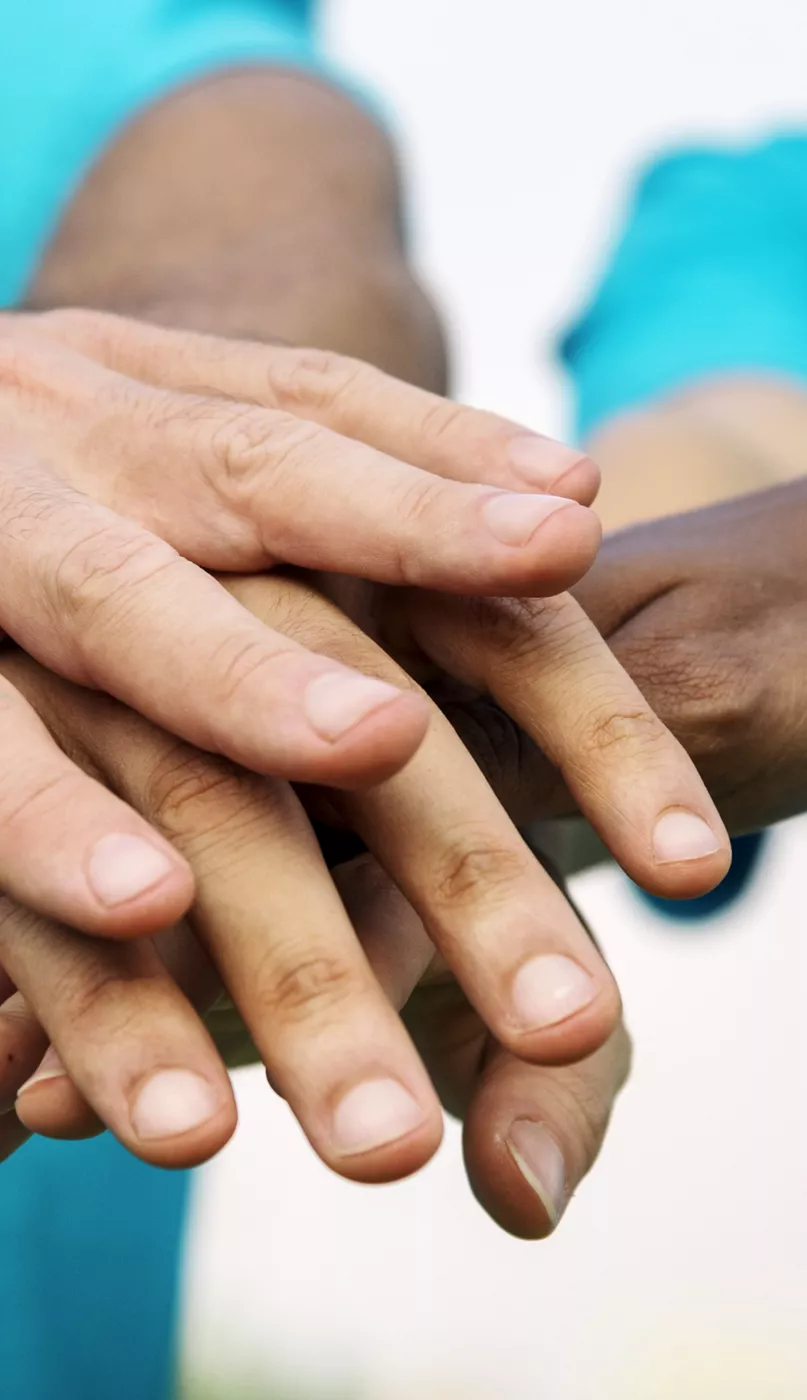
[574, 478, 807, 835]
[399, 476, 807, 845]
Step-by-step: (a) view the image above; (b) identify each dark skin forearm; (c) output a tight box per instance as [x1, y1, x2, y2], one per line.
[26, 68, 448, 392]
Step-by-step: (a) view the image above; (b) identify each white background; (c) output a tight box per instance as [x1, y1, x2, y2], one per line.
[181, 4, 807, 1396]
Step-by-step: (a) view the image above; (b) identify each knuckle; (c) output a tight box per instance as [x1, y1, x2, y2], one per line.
[268, 346, 369, 416]
[255, 949, 358, 1026]
[430, 831, 532, 909]
[0, 767, 76, 836]
[0, 338, 61, 402]
[580, 704, 668, 759]
[53, 522, 179, 640]
[464, 595, 574, 666]
[64, 969, 145, 1045]
[416, 396, 470, 446]
[208, 402, 322, 496]
[143, 744, 256, 839]
[395, 472, 449, 533]
[204, 631, 297, 713]
[36, 307, 116, 352]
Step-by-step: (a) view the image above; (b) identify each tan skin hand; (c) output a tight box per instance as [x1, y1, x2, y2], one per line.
[2, 847, 631, 1242]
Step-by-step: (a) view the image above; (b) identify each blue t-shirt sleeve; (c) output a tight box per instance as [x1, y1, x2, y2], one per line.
[560, 133, 807, 440]
[0, 0, 355, 306]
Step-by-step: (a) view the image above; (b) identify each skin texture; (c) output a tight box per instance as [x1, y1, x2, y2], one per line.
[575, 473, 807, 835]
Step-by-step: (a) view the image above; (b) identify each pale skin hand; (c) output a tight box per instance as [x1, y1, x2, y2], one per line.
[0, 311, 606, 941]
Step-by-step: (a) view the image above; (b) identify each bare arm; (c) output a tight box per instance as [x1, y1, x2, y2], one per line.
[588, 376, 807, 530]
[26, 68, 448, 390]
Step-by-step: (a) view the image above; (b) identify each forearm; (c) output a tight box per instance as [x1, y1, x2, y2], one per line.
[25, 69, 448, 392]
[587, 377, 807, 531]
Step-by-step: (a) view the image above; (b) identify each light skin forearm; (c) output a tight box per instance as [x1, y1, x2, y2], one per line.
[25, 68, 448, 391]
[587, 376, 807, 531]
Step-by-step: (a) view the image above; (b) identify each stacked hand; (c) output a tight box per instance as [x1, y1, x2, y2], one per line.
[0, 311, 731, 1237]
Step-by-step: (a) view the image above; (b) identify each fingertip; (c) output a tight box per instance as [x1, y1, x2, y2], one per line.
[125, 1067, 238, 1169]
[319, 1075, 443, 1185]
[506, 437, 599, 505]
[550, 454, 602, 508]
[463, 1099, 562, 1241]
[524, 501, 603, 593]
[501, 958, 622, 1068]
[16, 1073, 104, 1140]
[81, 834, 196, 939]
[327, 1100, 444, 1186]
[306, 689, 431, 791]
[477, 500, 602, 597]
[629, 809, 734, 901]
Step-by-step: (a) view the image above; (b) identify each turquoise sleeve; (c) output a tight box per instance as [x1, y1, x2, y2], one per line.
[0, 0, 346, 306]
[560, 133, 807, 440]
[0, 1135, 191, 1400]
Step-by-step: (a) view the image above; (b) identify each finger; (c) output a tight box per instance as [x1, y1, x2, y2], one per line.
[337, 851, 630, 1240]
[104, 392, 601, 596]
[0, 478, 429, 788]
[343, 718, 622, 1069]
[70, 704, 444, 1186]
[38, 309, 601, 504]
[0, 1111, 30, 1163]
[332, 853, 436, 1011]
[232, 575, 621, 1068]
[0, 663, 194, 937]
[463, 1025, 631, 1239]
[0, 899, 237, 1168]
[15, 1044, 103, 1140]
[10, 320, 600, 596]
[401, 591, 732, 899]
[0, 990, 48, 1112]
[13, 926, 223, 1144]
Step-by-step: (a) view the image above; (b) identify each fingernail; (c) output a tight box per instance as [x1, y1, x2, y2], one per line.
[507, 1120, 567, 1227]
[482, 492, 571, 546]
[17, 1046, 67, 1097]
[88, 833, 175, 907]
[511, 954, 597, 1031]
[331, 1078, 425, 1157]
[130, 1069, 222, 1141]
[304, 673, 403, 743]
[653, 810, 722, 864]
[508, 436, 590, 492]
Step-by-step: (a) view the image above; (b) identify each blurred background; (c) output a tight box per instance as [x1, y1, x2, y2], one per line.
[179, 2, 807, 1395]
